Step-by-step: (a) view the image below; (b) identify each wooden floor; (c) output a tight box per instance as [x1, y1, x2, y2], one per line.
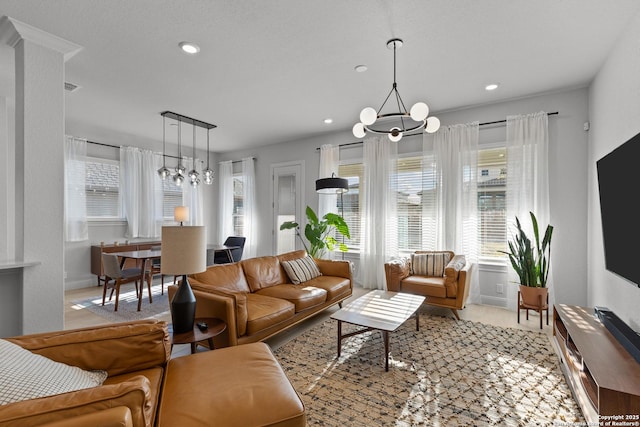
[64, 284, 553, 358]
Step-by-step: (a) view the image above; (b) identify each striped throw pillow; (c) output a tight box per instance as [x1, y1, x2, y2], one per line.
[281, 256, 322, 285]
[0, 339, 108, 405]
[411, 252, 451, 277]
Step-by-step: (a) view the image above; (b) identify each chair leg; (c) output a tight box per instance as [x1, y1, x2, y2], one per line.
[161, 275, 165, 295]
[147, 276, 153, 304]
[114, 279, 121, 311]
[517, 291, 521, 324]
[101, 280, 108, 306]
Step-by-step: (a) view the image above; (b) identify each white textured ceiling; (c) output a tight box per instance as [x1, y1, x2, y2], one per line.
[0, 0, 639, 153]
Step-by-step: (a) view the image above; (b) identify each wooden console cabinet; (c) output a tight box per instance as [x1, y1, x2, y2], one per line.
[90, 241, 161, 286]
[553, 304, 640, 423]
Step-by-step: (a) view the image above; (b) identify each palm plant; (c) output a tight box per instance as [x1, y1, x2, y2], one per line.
[501, 211, 553, 288]
[280, 206, 350, 258]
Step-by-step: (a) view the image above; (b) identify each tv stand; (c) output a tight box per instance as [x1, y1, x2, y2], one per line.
[553, 305, 640, 423]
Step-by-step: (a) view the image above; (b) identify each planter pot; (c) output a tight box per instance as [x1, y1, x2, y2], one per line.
[518, 285, 548, 307]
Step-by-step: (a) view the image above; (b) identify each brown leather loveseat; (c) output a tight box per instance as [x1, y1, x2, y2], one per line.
[384, 250, 473, 320]
[0, 320, 305, 427]
[170, 249, 352, 348]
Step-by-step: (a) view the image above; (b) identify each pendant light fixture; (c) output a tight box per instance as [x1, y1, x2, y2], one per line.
[353, 38, 440, 142]
[188, 121, 200, 187]
[157, 115, 171, 179]
[203, 130, 214, 185]
[158, 111, 216, 186]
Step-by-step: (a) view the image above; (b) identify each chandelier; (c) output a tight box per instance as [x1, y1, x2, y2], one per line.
[157, 111, 216, 186]
[352, 38, 440, 142]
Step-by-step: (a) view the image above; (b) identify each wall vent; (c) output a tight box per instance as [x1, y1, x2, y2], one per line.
[64, 81, 81, 92]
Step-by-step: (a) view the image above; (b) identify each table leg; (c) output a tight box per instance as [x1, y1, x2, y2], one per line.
[337, 320, 342, 357]
[208, 338, 215, 350]
[383, 331, 389, 372]
[137, 258, 146, 311]
[416, 311, 420, 331]
[190, 342, 197, 354]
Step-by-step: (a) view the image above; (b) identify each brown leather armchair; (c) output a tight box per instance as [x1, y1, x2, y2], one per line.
[0, 320, 306, 427]
[384, 251, 473, 320]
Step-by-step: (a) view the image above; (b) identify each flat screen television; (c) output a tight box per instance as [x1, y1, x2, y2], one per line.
[596, 131, 640, 287]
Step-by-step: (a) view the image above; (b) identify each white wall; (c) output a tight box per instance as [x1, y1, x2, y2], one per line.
[588, 9, 640, 331]
[219, 87, 590, 307]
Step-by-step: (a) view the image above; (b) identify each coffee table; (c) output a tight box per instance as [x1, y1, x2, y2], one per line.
[330, 290, 426, 371]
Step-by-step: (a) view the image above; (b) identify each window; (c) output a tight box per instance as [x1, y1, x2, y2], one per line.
[85, 156, 183, 221]
[85, 158, 121, 218]
[233, 174, 244, 236]
[336, 146, 508, 261]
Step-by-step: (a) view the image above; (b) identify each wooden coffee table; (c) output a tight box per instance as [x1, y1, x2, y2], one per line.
[330, 290, 425, 371]
[171, 317, 226, 354]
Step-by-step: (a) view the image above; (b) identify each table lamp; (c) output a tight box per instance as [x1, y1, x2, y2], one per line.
[161, 225, 206, 334]
[174, 206, 189, 226]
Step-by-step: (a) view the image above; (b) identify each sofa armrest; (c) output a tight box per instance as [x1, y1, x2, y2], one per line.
[443, 255, 467, 297]
[384, 258, 410, 292]
[40, 406, 133, 427]
[314, 258, 352, 281]
[455, 261, 473, 308]
[0, 376, 152, 427]
[5, 320, 170, 377]
[172, 282, 244, 346]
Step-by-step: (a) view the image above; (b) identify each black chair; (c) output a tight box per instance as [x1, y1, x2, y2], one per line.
[214, 236, 246, 264]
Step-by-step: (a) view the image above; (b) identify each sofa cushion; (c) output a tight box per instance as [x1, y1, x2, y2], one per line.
[401, 275, 447, 298]
[277, 250, 309, 282]
[0, 339, 108, 405]
[281, 256, 322, 285]
[256, 284, 327, 312]
[241, 255, 286, 292]
[189, 262, 251, 293]
[305, 276, 352, 302]
[245, 293, 295, 336]
[411, 252, 452, 277]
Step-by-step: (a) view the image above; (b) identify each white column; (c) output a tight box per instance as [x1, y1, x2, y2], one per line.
[0, 16, 82, 334]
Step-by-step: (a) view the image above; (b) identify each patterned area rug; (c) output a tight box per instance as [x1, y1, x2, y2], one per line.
[71, 284, 170, 323]
[274, 314, 584, 426]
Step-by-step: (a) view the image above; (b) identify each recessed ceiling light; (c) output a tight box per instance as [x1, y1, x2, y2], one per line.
[354, 65, 368, 73]
[485, 83, 499, 91]
[324, 118, 333, 124]
[179, 42, 200, 55]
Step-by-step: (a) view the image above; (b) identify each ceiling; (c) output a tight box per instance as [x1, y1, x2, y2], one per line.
[0, 0, 639, 153]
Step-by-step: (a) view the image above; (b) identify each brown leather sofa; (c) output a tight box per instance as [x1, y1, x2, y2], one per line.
[170, 249, 352, 348]
[384, 251, 473, 320]
[0, 320, 305, 427]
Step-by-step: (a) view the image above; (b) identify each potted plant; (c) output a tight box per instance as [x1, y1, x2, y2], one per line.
[280, 206, 350, 259]
[501, 211, 554, 307]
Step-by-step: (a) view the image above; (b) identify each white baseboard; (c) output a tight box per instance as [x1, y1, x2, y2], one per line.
[480, 295, 508, 308]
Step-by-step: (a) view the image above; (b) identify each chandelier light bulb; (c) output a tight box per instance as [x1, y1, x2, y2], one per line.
[410, 102, 429, 121]
[389, 127, 403, 142]
[188, 169, 199, 182]
[203, 168, 214, 179]
[353, 122, 366, 138]
[173, 172, 184, 186]
[190, 177, 200, 187]
[204, 174, 214, 185]
[175, 164, 186, 175]
[157, 166, 170, 179]
[425, 116, 441, 133]
[360, 107, 377, 126]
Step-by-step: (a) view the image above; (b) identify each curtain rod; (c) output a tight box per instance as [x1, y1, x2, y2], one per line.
[315, 111, 559, 150]
[219, 157, 256, 164]
[87, 139, 192, 161]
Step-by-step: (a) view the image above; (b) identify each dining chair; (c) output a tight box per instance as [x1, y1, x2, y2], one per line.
[146, 245, 166, 295]
[101, 253, 149, 311]
[214, 236, 246, 264]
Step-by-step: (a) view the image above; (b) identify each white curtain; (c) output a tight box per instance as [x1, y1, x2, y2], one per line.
[218, 160, 234, 243]
[505, 111, 552, 310]
[182, 157, 204, 226]
[318, 144, 340, 259]
[64, 135, 88, 242]
[423, 122, 481, 303]
[120, 146, 163, 238]
[359, 136, 398, 290]
[242, 157, 257, 258]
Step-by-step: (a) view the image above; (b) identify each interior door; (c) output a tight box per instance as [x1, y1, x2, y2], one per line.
[271, 161, 304, 255]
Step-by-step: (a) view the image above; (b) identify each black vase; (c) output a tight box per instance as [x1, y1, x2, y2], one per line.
[171, 274, 196, 334]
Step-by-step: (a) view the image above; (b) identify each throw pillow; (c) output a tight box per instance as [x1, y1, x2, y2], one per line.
[0, 339, 108, 405]
[281, 256, 322, 285]
[411, 252, 451, 277]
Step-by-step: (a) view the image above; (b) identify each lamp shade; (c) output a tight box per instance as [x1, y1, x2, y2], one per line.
[161, 226, 206, 275]
[316, 176, 349, 194]
[174, 206, 189, 223]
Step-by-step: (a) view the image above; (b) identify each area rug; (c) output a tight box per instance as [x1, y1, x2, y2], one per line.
[71, 284, 170, 323]
[274, 314, 584, 426]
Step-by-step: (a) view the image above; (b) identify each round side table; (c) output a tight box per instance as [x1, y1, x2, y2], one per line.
[171, 317, 227, 354]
